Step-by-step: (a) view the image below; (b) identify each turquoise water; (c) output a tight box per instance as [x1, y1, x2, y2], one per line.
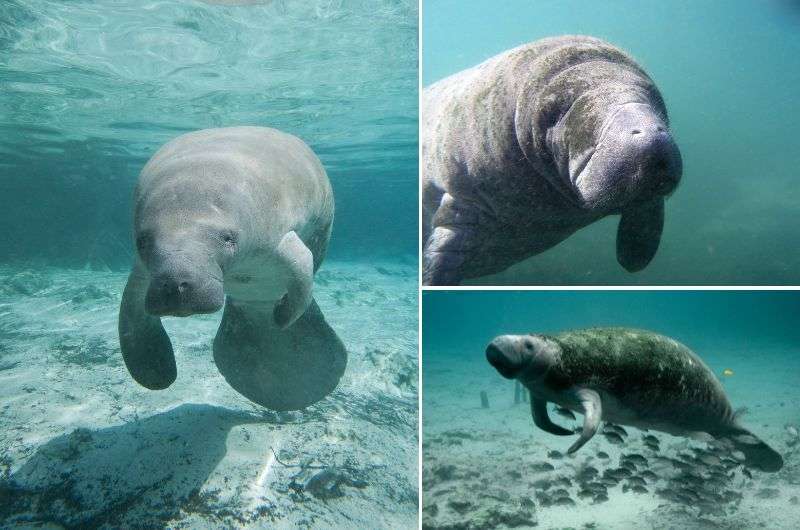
[0, 1, 418, 528]
[0, 0, 418, 267]
[423, 0, 800, 284]
[422, 290, 800, 528]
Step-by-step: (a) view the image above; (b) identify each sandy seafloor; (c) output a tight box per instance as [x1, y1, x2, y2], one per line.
[0, 260, 418, 529]
[422, 350, 800, 530]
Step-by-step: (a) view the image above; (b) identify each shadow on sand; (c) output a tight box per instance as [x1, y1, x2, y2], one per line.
[0, 403, 270, 529]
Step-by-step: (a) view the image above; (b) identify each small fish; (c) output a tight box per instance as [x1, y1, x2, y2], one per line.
[620, 460, 637, 472]
[551, 488, 569, 497]
[532, 462, 555, 472]
[631, 485, 648, 494]
[623, 454, 648, 466]
[627, 476, 647, 487]
[603, 423, 628, 437]
[597, 451, 610, 459]
[583, 481, 607, 493]
[722, 368, 734, 377]
[639, 470, 658, 482]
[742, 468, 753, 479]
[547, 450, 564, 460]
[603, 432, 625, 445]
[644, 442, 660, 452]
[600, 476, 619, 486]
[578, 489, 594, 499]
[607, 467, 632, 479]
[593, 493, 609, 503]
[553, 406, 576, 420]
[642, 434, 659, 445]
[554, 476, 572, 487]
[699, 454, 721, 466]
[553, 496, 576, 506]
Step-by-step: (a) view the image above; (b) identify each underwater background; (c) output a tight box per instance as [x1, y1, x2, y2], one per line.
[0, 1, 418, 528]
[423, 0, 800, 285]
[422, 290, 800, 528]
[1, 0, 418, 267]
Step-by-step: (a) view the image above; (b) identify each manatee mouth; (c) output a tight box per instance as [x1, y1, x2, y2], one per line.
[486, 344, 522, 379]
[145, 273, 224, 317]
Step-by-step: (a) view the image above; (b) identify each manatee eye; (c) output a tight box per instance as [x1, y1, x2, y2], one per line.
[135, 233, 152, 252]
[524, 340, 534, 351]
[221, 230, 239, 251]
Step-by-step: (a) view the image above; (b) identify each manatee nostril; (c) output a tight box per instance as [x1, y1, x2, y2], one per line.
[178, 281, 189, 293]
[631, 129, 642, 135]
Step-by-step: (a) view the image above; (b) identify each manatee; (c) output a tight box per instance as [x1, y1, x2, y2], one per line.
[422, 36, 682, 285]
[486, 327, 783, 472]
[118, 126, 346, 411]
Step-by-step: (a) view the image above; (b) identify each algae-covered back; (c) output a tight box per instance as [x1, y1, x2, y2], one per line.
[546, 327, 732, 425]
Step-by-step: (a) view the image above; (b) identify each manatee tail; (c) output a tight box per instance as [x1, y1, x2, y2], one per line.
[716, 426, 783, 473]
[213, 297, 347, 411]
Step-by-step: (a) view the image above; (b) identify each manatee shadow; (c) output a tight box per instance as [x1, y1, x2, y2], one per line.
[0, 404, 268, 529]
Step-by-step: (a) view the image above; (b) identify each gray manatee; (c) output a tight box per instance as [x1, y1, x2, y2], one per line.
[486, 328, 783, 472]
[118, 126, 346, 411]
[422, 35, 683, 285]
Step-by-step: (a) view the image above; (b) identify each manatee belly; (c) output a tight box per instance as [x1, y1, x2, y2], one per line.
[223, 254, 290, 305]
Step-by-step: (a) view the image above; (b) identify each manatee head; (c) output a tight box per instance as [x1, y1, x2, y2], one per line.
[551, 97, 682, 212]
[485, 334, 560, 381]
[515, 49, 684, 272]
[543, 84, 681, 272]
[134, 183, 244, 317]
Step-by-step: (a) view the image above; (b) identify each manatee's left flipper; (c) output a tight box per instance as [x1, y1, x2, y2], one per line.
[616, 197, 664, 272]
[273, 231, 313, 329]
[214, 298, 347, 411]
[531, 397, 573, 436]
[567, 388, 602, 454]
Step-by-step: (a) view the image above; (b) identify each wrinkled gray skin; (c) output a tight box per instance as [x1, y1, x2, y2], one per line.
[118, 126, 346, 411]
[422, 36, 683, 285]
[486, 328, 783, 472]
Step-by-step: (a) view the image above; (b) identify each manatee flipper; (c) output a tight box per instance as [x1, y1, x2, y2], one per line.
[616, 197, 664, 272]
[531, 397, 573, 436]
[214, 298, 347, 411]
[273, 231, 314, 329]
[423, 194, 480, 286]
[118, 263, 176, 390]
[567, 388, 602, 454]
[720, 426, 783, 472]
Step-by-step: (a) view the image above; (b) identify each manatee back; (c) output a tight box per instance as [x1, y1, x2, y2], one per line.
[550, 328, 734, 428]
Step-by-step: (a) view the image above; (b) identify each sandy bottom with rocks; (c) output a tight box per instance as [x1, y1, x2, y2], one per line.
[0, 260, 418, 529]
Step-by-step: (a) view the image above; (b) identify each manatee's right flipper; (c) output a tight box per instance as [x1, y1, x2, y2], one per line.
[118, 263, 176, 390]
[531, 398, 573, 436]
[567, 388, 602, 454]
[423, 193, 478, 286]
[720, 426, 783, 472]
[616, 197, 664, 272]
[213, 298, 347, 411]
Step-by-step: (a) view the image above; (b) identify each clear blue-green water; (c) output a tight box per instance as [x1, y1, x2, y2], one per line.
[0, 1, 418, 528]
[422, 290, 800, 528]
[423, 0, 800, 284]
[1, 0, 418, 267]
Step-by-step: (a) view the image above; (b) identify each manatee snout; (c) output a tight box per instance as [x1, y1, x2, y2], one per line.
[576, 105, 680, 211]
[144, 264, 224, 317]
[630, 125, 682, 197]
[599, 104, 682, 204]
[486, 337, 525, 379]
